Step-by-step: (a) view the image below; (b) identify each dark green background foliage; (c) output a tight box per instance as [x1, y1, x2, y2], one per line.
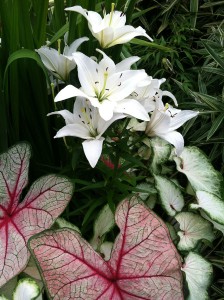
[0, 1, 224, 298]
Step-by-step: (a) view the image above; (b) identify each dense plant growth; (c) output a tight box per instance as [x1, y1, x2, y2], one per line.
[0, 1, 224, 299]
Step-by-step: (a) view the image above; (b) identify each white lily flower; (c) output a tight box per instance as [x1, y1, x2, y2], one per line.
[54, 49, 150, 122]
[131, 76, 177, 112]
[65, 4, 152, 48]
[48, 98, 124, 168]
[145, 100, 199, 155]
[36, 36, 88, 81]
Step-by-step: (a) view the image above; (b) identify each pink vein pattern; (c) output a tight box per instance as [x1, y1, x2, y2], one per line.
[0, 143, 73, 287]
[29, 198, 183, 299]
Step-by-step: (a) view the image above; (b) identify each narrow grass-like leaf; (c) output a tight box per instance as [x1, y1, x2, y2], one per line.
[202, 42, 224, 70]
[130, 38, 176, 52]
[48, 23, 69, 46]
[207, 113, 224, 140]
[201, 1, 224, 8]
[31, 0, 48, 47]
[190, 0, 199, 28]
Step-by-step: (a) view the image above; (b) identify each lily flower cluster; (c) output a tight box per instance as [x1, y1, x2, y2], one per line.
[37, 4, 199, 167]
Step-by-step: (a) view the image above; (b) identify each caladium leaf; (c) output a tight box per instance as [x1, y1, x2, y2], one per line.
[99, 241, 114, 261]
[154, 175, 184, 216]
[29, 197, 183, 299]
[175, 212, 214, 251]
[90, 204, 115, 251]
[181, 252, 212, 300]
[12, 278, 42, 300]
[200, 210, 224, 235]
[174, 146, 223, 198]
[148, 137, 172, 174]
[190, 191, 224, 225]
[0, 143, 73, 287]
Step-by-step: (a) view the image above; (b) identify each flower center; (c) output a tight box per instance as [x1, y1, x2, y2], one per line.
[95, 70, 109, 102]
[79, 105, 97, 137]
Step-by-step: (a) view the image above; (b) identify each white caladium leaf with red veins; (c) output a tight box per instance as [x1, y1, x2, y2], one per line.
[0, 143, 73, 288]
[29, 197, 183, 300]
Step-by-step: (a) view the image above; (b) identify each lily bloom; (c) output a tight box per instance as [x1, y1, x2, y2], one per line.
[145, 100, 199, 155]
[36, 36, 88, 81]
[48, 97, 124, 168]
[54, 49, 150, 122]
[131, 76, 177, 112]
[65, 5, 152, 48]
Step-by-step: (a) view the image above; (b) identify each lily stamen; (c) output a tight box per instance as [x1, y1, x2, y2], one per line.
[109, 3, 115, 26]
[57, 39, 61, 55]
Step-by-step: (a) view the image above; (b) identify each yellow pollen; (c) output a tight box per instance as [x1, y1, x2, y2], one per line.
[164, 103, 169, 111]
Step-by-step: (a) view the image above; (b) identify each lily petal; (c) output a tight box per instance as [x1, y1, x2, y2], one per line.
[98, 100, 115, 121]
[82, 138, 104, 168]
[54, 85, 88, 102]
[107, 25, 153, 48]
[54, 124, 91, 139]
[115, 99, 150, 121]
[65, 6, 104, 33]
[72, 52, 98, 96]
[146, 110, 170, 135]
[47, 110, 74, 124]
[115, 56, 140, 72]
[158, 131, 184, 156]
[96, 49, 116, 74]
[97, 113, 125, 137]
[170, 110, 199, 131]
[107, 70, 147, 101]
[64, 37, 89, 57]
[162, 91, 178, 106]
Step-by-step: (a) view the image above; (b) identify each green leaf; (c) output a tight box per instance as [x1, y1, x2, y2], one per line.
[12, 278, 41, 300]
[134, 183, 157, 201]
[54, 217, 81, 234]
[48, 23, 69, 46]
[190, 191, 224, 225]
[175, 212, 214, 251]
[0, 277, 17, 300]
[190, 0, 199, 28]
[174, 147, 224, 198]
[148, 137, 172, 174]
[200, 210, 224, 235]
[182, 252, 213, 300]
[154, 175, 184, 216]
[31, 0, 49, 47]
[3, 49, 50, 88]
[130, 38, 176, 53]
[202, 41, 224, 70]
[90, 204, 115, 250]
[201, 1, 224, 8]
[189, 91, 224, 111]
[207, 113, 224, 140]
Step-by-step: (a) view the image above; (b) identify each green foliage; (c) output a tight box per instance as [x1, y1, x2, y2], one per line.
[0, 1, 224, 299]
